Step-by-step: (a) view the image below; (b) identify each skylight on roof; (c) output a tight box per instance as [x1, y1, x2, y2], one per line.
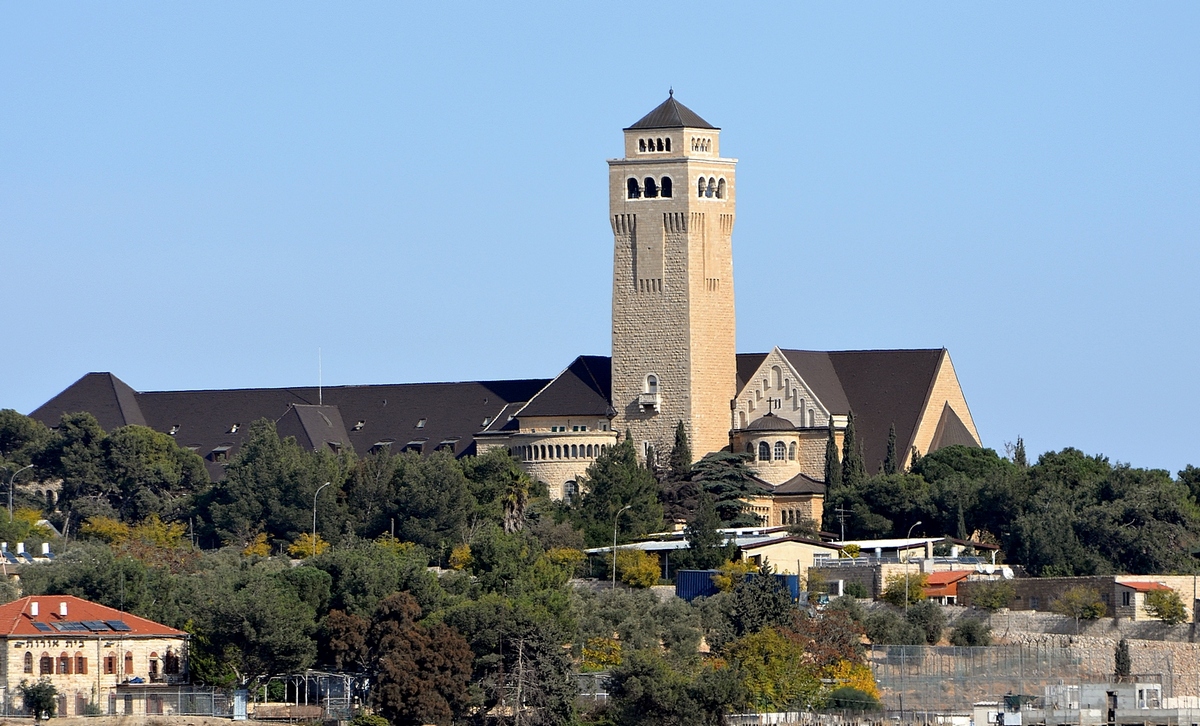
[32, 622, 53, 633]
[353, 420, 365, 431]
[106, 620, 132, 632]
[415, 419, 426, 428]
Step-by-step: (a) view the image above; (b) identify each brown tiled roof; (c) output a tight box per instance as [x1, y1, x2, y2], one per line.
[744, 413, 796, 432]
[773, 472, 825, 495]
[626, 94, 716, 130]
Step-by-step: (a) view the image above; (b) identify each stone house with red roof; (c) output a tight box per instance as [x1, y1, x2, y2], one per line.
[0, 596, 187, 717]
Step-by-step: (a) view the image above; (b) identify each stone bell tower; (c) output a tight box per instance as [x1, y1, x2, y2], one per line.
[609, 93, 737, 461]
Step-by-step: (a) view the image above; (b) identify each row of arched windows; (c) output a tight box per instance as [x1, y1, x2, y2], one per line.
[639, 137, 671, 153]
[514, 443, 608, 461]
[691, 137, 712, 152]
[698, 176, 726, 199]
[749, 441, 797, 462]
[627, 176, 673, 199]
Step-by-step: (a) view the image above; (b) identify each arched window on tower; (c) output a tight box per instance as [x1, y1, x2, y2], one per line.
[717, 178, 727, 199]
[772, 366, 782, 389]
[645, 374, 659, 394]
[808, 409, 816, 427]
[774, 442, 786, 460]
[627, 178, 641, 199]
[698, 177, 706, 198]
[644, 177, 658, 198]
[639, 139, 646, 152]
[788, 442, 797, 460]
[660, 177, 672, 198]
[706, 177, 716, 198]
[758, 442, 770, 461]
[665, 137, 671, 151]
[656, 138, 663, 151]
[739, 410, 748, 428]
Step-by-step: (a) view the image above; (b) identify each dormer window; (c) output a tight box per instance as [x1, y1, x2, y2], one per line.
[352, 420, 365, 431]
[415, 418, 426, 429]
[228, 423, 240, 434]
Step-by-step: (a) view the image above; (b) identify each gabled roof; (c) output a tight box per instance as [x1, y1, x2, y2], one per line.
[928, 402, 977, 451]
[626, 94, 717, 130]
[739, 349, 947, 474]
[276, 405, 351, 452]
[31, 372, 146, 431]
[0, 596, 184, 638]
[515, 355, 612, 418]
[31, 374, 549, 479]
[773, 472, 826, 495]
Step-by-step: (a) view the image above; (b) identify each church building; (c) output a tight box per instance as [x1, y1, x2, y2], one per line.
[30, 95, 981, 526]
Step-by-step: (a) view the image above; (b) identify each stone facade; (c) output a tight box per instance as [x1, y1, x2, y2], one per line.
[609, 120, 737, 462]
[0, 596, 188, 717]
[958, 575, 1200, 622]
[731, 427, 829, 484]
[909, 351, 980, 458]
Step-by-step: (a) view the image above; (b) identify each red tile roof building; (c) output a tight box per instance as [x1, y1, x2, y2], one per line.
[0, 596, 187, 717]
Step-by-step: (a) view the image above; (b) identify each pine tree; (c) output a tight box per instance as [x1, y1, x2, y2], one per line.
[883, 423, 898, 475]
[1013, 436, 1028, 469]
[824, 421, 841, 488]
[668, 421, 692, 482]
[841, 411, 866, 488]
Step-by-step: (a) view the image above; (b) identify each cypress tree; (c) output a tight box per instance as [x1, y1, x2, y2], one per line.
[824, 420, 842, 488]
[841, 411, 866, 488]
[883, 423, 898, 475]
[668, 420, 692, 481]
[1013, 436, 1028, 469]
[909, 446, 921, 470]
[1115, 638, 1131, 680]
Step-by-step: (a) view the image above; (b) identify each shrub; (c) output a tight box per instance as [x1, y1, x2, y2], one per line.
[351, 713, 389, 726]
[1144, 589, 1187, 625]
[949, 618, 992, 646]
[826, 686, 881, 712]
[969, 579, 1015, 613]
[844, 582, 869, 599]
[905, 600, 946, 645]
[863, 610, 925, 645]
[881, 572, 927, 607]
[613, 549, 659, 588]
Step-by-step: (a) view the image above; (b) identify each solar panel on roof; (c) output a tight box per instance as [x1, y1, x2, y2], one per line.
[54, 622, 87, 632]
[32, 622, 53, 633]
[105, 620, 131, 632]
[82, 620, 110, 631]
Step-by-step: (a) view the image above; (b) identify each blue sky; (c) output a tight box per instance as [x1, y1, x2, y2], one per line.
[2, 3, 1197, 473]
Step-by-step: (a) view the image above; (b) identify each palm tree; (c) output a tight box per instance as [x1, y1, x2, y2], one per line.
[502, 470, 531, 533]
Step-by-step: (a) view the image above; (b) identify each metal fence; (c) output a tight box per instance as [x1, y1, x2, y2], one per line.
[868, 644, 1177, 713]
[2, 687, 233, 719]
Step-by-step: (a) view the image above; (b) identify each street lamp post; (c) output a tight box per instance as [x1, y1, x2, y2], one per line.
[905, 520, 923, 614]
[312, 482, 331, 557]
[7, 465, 33, 523]
[612, 505, 633, 590]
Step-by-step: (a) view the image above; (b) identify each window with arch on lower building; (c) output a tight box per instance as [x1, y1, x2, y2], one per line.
[125, 651, 134, 675]
[564, 481, 579, 504]
[758, 442, 770, 461]
[627, 178, 641, 199]
[660, 176, 672, 198]
[788, 442, 797, 460]
[644, 177, 658, 198]
[23, 651, 32, 673]
[774, 441, 786, 460]
[39, 654, 52, 675]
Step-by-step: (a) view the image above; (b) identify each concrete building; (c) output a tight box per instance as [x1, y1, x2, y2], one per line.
[0, 595, 187, 717]
[29, 95, 982, 527]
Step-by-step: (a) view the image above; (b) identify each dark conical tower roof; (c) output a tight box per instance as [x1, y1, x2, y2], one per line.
[625, 92, 716, 130]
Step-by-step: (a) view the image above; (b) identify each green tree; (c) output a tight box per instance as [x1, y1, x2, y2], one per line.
[1051, 586, 1106, 633]
[824, 421, 842, 488]
[690, 451, 761, 527]
[1144, 589, 1187, 625]
[100, 425, 209, 521]
[827, 686, 881, 712]
[0, 410, 53, 468]
[883, 423, 898, 475]
[862, 610, 925, 646]
[841, 411, 866, 488]
[572, 437, 663, 547]
[1114, 638, 1131, 679]
[668, 421, 692, 482]
[949, 618, 992, 646]
[968, 580, 1015, 615]
[607, 649, 694, 726]
[717, 563, 795, 645]
[683, 495, 736, 570]
[880, 572, 927, 607]
[501, 468, 531, 534]
[729, 627, 820, 712]
[40, 412, 107, 515]
[905, 600, 946, 644]
[18, 678, 57, 720]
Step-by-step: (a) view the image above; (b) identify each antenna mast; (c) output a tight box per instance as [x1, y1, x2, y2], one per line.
[318, 348, 323, 406]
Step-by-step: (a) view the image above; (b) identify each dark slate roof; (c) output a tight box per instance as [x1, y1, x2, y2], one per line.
[276, 404, 352, 453]
[31, 375, 549, 479]
[773, 472, 826, 495]
[516, 355, 612, 418]
[626, 94, 716, 130]
[928, 402, 977, 451]
[31, 373, 146, 432]
[739, 349, 949, 474]
[745, 413, 797, 432]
